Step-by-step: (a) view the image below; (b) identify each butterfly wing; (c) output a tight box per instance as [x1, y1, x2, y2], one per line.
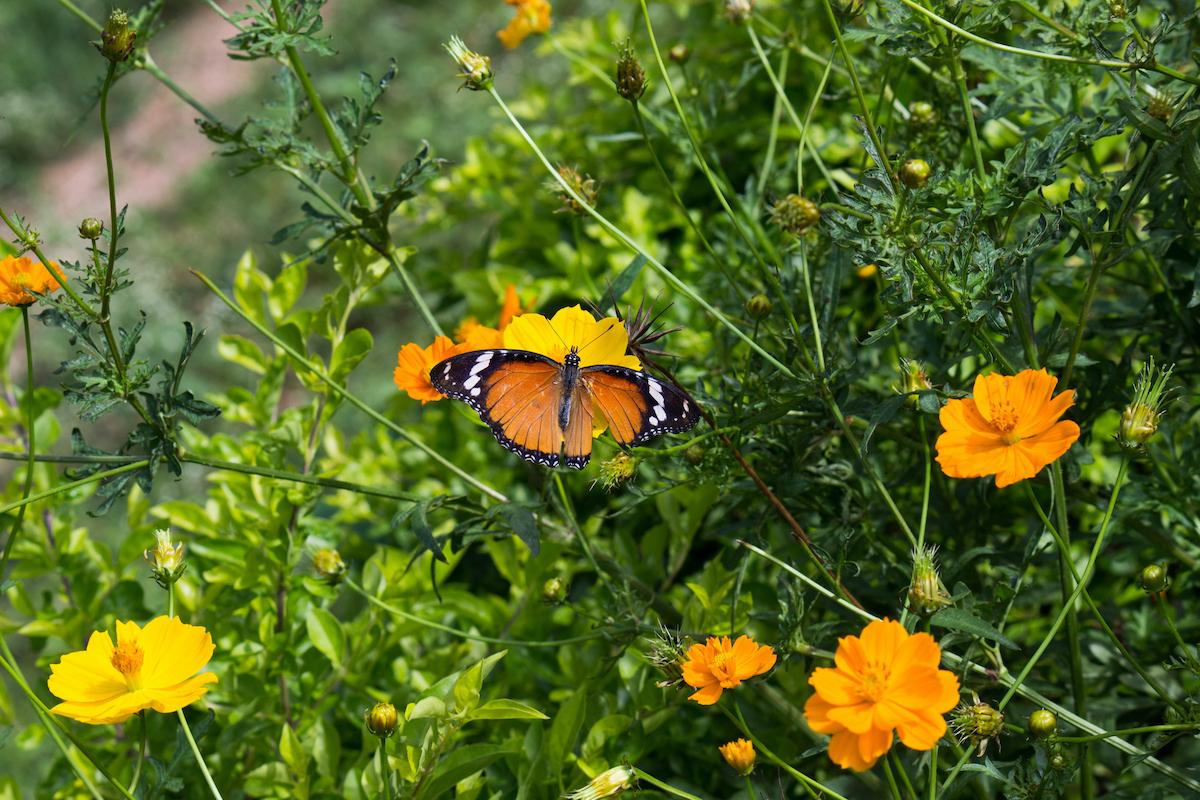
[582, 366, 700, 446]
[431, 349, 567, 467]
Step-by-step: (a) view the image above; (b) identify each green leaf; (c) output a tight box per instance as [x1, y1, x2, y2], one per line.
[545, 688, 588, 783]
[930, 607, 1017, 649]
[408, 697, 447, 720]
[233, 250, 271, 325]
[269, 259, 308, 322]
[453, 659, 484, 713]
[498, 504, 539, 556]
[304, 607, 347, 666]
[466, 699, 549, 722]
[412, 743, 520, 800]
[329, 327, 373, 383]
[217, 334, 269, 374]
[279, 721, 310, 778]
[1117, 98, 1174, 142]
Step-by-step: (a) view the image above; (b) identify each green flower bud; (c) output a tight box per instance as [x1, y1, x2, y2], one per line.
[598, 452, 637, 491]
[684, 445, 707, 465]
[365, 702, 399, 738]
[1137, 563, 1169, 593]
[78, 218, 104, 241]
[99, 9, 137, 62]
[313, 548, 347, 585]
[900, 159, 932, 189]
[768, 194, 820, 236]
[668, 44, 690, 64]
[542, 576, 568, 605]
[1028, 709, 1057, 740]
[906, 545, 951, 616]
[745, 294, 773, 319]
[951, 697, 1004, 756]
[909, 101, 937, 127]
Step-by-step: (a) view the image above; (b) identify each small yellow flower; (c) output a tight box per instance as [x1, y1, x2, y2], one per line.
[719, 739, 756, 775]
[144, 528, 186, 588]
[503, 306, 641, 370]
[856, 263, 879, 279]
[681, 635, 777, 705]
[48, 616, 217, 725]
[498, 0, 552, 49]
[312, 548, 347, 584]
[564, 766, 635, 799]
[0, 254, 61, 307]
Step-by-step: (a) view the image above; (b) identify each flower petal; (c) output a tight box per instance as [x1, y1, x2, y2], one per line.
[804, 693, 845, 735]
[504, 312, 566, 361]
[970, 373, 1011, 426]
[827, 730, 873, 772]
[834, 633, 867, 678]
[1007, 369, 1059, 426]
[144, 672, 218, 714]
[810, 666, 861, 706]
[857, 726, 892, 766]
[688, 682, 723, 705]
[859, 619, 906, 664]
[896, 708, 947, 751]
[139, 616, 215, 688]
[828, 702, 876, 735]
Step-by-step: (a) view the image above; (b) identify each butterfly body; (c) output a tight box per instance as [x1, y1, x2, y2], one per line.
[432, 347, 699, 469]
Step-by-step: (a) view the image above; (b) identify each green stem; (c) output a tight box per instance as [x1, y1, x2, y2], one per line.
[99, 63, 120, 325]
[0, 460, 150, 518]
[888, 750, 917, 800]
[881, 758, 905, 800]
[379, 738, 392, 800]
[1153, 594, 1195, 661]
[633, 769, 705, 800]
[817, 0, 899, 186]
[180, 455, 418, 502]
[727, 700, 849, 800]
[946, 40, 986, 181]
[190, 269, 506, 502]
[128, 711, 146, 792]
[140, 54, 220, 124]
[553, 474, 610, 589]
[0, 308, 36, 580]
[484, 86, 796, 377]
[382, 244, 444, 337]
[178, 710, 224, 800]
[1055, 724, 1200, 743]
[345, 579, 615, 647]
[798, 244, 825, 373]
[744, 774, 756, 799]
[0, 640, 106, 799]
[928, 745, 937, 800]
[55, 0, 102, 30]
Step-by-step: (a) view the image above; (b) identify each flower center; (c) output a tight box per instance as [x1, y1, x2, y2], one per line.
[110, 639, 144, 687]
[859, 664, 890, 702]
[989, 399, 1021, 442]
[712, 649, 735, 673]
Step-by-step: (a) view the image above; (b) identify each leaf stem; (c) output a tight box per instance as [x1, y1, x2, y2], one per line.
[726, 699, 849, 799]
[632, 769, 706, 800]
[178, 710, 224, 800]
[0, 308, 36, 581]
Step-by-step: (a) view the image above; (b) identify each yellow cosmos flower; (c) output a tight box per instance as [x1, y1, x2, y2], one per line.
[0, 254, 62, 307]
[497, 0, 551, 50]
[804, 618, 959, 772]
[48, 616, 217, 725]
[935, 369, 1079, 488]
[503, 306, 641, 370]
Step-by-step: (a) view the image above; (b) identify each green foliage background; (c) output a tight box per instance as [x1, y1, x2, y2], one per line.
[2, 0, 1200, 798]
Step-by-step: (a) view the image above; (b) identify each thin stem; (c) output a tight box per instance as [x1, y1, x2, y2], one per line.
[379, 738, 392, 800]
[484, 87, 796, 377]
[383, 246, 444, 337]
[881, 758, 905, 800]
[180, 454, 420, 502]
[1055, 724, 1200, 743]
[727, 700, 850, 800]
[888, 750, 917, 800]
[553, 473, 610, 589]
[1153, 594, 1195, 661]
[0, 308, 36, 580]
[946, 40, 986, 181]
[744, 774, 756, 799]
[0, 460, 150, 518]
[55, 0, 102, 31]
[817, 0, 899, 187]
[128, 712, 146, 793]
[99, 63, 120, 325]
[178, 710, 224, 800]
[190, 269, 507, 502]
[798, 244, 825, 373]
[633, 769, 705, 800]
[346, 579, 615, 647]
[928, 745, 937, 800]
[140, 54, 220, 124]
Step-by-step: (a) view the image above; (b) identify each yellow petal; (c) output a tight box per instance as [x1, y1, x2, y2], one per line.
[504, 312, 565, 361]
[139, 616, 215, 688]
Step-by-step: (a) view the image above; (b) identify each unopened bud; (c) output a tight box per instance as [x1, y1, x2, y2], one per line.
[365, 702, 399, 738]
[542, 576, 568, 604]
[909, 101, 937, 127]
[951, 698, 1004, 756]
[906, 545, 951, 615]
[719, 739, 756, 775]
[745, 294, 772, 319]
[683, 444, 707, 466]
[724, 0, 754, 23]
[565, 765, 636, 799]
[99, 9, 137, 62]
[615, 41, 647, 102]
[768, 194, 820, 235]
[1028, 709, 1057, 740]
[1137, 563, 1169, 593]
[668, 44, 690, 64]
[900, 159, 932, 188]
[78, 218, 104, 241]
[313, 548, 347, 585]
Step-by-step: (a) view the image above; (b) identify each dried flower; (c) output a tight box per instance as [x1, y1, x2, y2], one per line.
[48, 617, 216, 724]
[681, 635, 776, 705]
[549, 165, 599, 215]
[768, 194, 820, 235]
[935, 369, 1080, 488]
[1119, 359, 1174, 450]
[615, 41, 647, 102]
[804, 619, 959, 771]
[719, 739, 756, 775]
[564, 766, 636, 799]
[445, 36, 494, 91]
[906, 545, 951, 616]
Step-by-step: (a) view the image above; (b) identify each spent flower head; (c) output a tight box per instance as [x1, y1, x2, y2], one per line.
[951, 695, 1004, 756]
[644, 623, 689, 688]
[906, 544, 951, 616]
[99, 9, 137, 62]
[1119, 358, 1174, 451]
[144, 529, 186, 589]
[445, 36, 494, 91]
[549, 166, 599, 215]
[564, 765, 636, 799]
[615, 40, 647, 102]
[769, 194, 820, 236]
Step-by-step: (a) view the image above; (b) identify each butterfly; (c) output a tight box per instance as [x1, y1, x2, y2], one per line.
[430, 344, 700, 469]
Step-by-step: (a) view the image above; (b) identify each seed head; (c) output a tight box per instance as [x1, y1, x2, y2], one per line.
[906, 544, 951, 616]
[644, 623, 689, 688]
[445, 36, 494, 91]
[598, 452, 637, 491]
[951, 697, 1004, 756]
[615, 41, 647, 102]
[1146, 94, 1174, 121]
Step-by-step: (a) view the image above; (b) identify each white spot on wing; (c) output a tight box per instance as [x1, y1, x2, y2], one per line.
[463, 374, 480, 390]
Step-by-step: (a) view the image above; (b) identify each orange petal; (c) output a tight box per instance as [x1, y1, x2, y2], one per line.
[1006, 369, 1058, 424]
[938, 397, 996, 438]
[834, 633, 867, 677]
[856, 726, 893, 766]
[896, 708, 947, 750]
[828, 702, 876, 735]
[688, 682, 723, 705]
[810, 666, 861, 706]
[828, 730, 874, 772]
[935, 670, 961, 713]
[860, 619, 906, 663]
[970, 373, 1011, 426]
[804, 693, 845, 735]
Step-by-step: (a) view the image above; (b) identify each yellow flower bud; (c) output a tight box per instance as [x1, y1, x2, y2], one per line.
[144, 529, 186, 589]
[313, 548, 347, 585]
[565, 766, 636, 799]
[718, 739, 756, 775]
[365, 702, 399, 738]
[542, 576, 568, 605]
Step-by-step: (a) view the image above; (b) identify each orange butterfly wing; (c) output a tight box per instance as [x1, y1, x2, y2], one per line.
[584, 371, 649, 446]
[483, 361, 564, 464]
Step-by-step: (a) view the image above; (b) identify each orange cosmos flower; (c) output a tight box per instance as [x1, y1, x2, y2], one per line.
[804, 619, 960, 772]
[681, 635, 777, 705]
[935, 369, 1080, 488]
[0, 254, 61, 307]
[497, 0, 551, 49]
[394, 336, 458, 403]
